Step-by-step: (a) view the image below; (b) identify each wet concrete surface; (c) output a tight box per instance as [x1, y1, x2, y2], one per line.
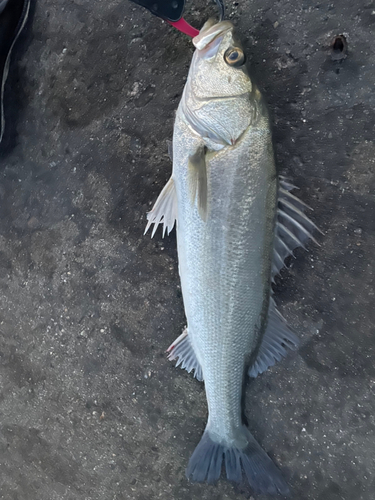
[0, 0, 374, 498]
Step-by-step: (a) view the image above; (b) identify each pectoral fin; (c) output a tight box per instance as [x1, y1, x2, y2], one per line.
[188, 146, 208, 221]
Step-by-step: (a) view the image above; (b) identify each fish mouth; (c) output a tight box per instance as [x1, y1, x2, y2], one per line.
[193, 19, 233, 51]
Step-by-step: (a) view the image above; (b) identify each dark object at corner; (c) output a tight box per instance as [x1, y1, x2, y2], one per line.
[128, 0, 225, 22]
[0, 0, 31, 144]
[129, 0, 186, 22]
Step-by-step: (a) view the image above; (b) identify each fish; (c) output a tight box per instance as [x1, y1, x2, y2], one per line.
[145, 19, 319, 496]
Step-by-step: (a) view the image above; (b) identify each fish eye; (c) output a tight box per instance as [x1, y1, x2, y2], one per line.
[224, 47, 245, 67]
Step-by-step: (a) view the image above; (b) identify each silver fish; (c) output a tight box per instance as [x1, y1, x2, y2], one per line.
[145, 19, 319, 496]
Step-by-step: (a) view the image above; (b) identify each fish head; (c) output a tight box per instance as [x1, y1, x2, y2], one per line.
[191, 19, 251, 99]
[181, 19, 260, 148]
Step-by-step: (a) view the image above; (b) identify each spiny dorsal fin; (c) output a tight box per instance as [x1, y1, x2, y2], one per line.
[272, 176, 322, 280]
[144, 177, 177, 238]
[248, 298, 299, 378]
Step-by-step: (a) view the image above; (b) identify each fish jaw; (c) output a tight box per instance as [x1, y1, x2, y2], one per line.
[192, 19, 233, 50]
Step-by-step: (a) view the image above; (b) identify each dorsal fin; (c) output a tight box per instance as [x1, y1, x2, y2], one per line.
[248, 298, 299, 378]
[249, 177, 321, 378]
[272, 176, 321, 281]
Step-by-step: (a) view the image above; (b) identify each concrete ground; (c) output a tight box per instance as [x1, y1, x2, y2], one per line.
[0, 0, 374, 498]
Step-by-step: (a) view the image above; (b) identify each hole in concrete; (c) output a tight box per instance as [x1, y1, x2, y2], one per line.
[331, 35, 347, 61]
[333, 37, 344, 52]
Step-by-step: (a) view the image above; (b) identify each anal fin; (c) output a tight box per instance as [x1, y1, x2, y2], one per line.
[144, 177, 177, 238]
[167, 328, 203, 382]
[249, 299, 299, 378]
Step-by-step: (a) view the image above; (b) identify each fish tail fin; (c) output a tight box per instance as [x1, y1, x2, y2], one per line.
[186, 425, 290, 496]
